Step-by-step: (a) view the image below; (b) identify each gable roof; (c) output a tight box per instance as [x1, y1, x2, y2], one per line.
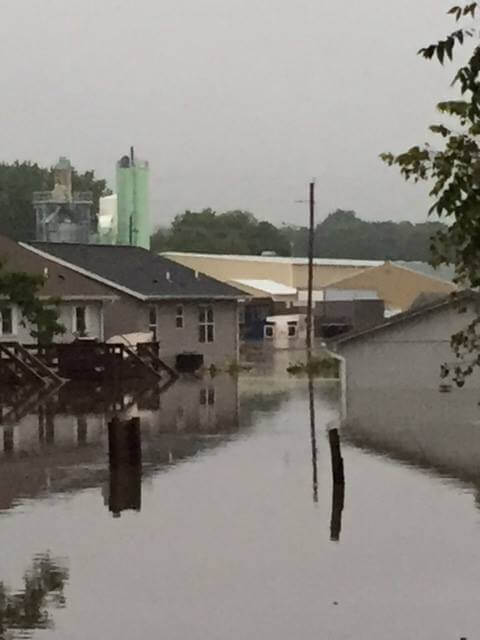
[332, 290, 475, 348]
[22, 243, 245, 301]
[325, 261, 456, 310]
[0, 234, 116, 301]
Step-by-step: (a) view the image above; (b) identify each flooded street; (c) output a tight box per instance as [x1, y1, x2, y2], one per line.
[1, 354, 480, 639]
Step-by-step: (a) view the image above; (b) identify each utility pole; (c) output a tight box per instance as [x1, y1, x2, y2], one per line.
[306, 181, 315, 358]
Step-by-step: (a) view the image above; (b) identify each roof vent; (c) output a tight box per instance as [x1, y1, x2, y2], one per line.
[166, 271, 171, 282]
[43, 267, 49, 279]
[195, 270, 199, 279]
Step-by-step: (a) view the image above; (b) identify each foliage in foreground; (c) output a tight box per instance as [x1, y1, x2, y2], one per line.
[381, 2, 480, 383]
[0, 264, 64, 344]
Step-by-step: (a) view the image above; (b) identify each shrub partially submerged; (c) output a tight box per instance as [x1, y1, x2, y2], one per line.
[287, 356, 339, 378]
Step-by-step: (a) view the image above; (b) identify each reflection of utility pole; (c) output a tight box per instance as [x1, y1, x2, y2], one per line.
[308, 374, 318, 503]
[328, 428, 345, 541]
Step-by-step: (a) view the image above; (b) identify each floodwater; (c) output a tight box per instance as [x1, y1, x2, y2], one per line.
[1, 350, 480, 639]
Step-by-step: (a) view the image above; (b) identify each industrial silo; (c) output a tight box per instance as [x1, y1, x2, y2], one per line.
[116, 148, 150, 249]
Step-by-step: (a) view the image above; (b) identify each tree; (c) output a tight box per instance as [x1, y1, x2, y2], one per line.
[381, 2, 480, 383]
[0, 265, 65, 345]
[0, 161, 111, 241]
[156, 208, 291, 256]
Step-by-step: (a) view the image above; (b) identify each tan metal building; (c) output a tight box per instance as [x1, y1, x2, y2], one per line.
[325, 262, 456, 312]
[162, 252, 456, 312]
[162, 252, 382, 290]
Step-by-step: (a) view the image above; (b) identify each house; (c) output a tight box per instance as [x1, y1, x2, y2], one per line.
[22, 242, 245, 368]
[0, 234, 116, 343]
[332, 291, 478, 394]
[332, 292, 480, 488]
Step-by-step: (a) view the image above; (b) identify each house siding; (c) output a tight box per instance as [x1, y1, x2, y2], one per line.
[103, 298, 149, 339]
[155, 300, 238, 367]
[0, 301, 104, 344]
[339, 304, 480, 391]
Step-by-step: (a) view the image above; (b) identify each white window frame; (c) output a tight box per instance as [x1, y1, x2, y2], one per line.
[264, 324, 274, 339]
[148, 306, 157, 339]
[199, 306, 214, 343]
[0, 306, 16, 337]
[176, 304, 184, 329]
[73, 305, 88, 336]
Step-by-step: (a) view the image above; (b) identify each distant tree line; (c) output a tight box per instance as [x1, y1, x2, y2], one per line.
[0, 161, 110, 241]
[151, 208, 445, 261]
[0, 161, 444, 260]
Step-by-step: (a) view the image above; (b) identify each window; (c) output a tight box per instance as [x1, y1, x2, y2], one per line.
[176, 305, 184, 329]
[149, 306, 157, 339]
[287, 321, 297, 337]
[0, 307, 13, 335]
[200, 387, 215, 406]
[264, 324, 274, 339]
[73, 306, 87, 335]
[199, 306, 214, 343]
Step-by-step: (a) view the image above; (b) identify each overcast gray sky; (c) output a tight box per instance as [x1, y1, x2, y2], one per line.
[0, 0, 461, 228]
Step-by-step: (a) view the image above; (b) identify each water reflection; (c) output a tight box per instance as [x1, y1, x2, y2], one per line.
[308, 375, 318, 503]
[108, 417, 142, 517]
[0, 376, 240, 515]
[328, 428, 345, 542]
[0, 553, 68, 638]
[342, 385, 480, 492]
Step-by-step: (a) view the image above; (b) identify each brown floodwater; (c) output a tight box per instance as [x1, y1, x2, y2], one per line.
[0, 351, 480, 639]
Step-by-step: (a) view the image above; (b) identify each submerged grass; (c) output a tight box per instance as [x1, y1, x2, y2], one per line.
[287, 356, 339, 379]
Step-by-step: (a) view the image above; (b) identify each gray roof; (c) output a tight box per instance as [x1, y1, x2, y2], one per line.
[27, 243, 245, 300]
[394, 261, 456, 283]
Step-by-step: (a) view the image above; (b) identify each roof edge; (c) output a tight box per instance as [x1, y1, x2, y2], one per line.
[20, 243, 147, 301]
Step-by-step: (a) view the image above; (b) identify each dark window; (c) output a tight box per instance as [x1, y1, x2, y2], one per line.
[176, 305, 184, 329]
[287, 323, 297, 337]
[1, 308, 13, 335]
[265, 325, 274, 338]
[74, 306, 87, 334]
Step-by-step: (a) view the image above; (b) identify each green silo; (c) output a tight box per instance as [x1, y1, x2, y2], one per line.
[116, 148, 150, 249]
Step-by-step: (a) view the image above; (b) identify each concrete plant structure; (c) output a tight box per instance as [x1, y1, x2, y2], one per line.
[33, 157, 94, 244]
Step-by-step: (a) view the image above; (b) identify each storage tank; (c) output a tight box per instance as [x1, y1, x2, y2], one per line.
[98, 194, 118, 244]
[116, 148, 150, 249]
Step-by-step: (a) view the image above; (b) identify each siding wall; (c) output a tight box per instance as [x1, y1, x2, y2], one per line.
[156, 300, 238, 367]
[104, 298, 239, 367]
[103, 298, 149, 339]
[0, 301, 104, 344]
[339, 304, 480, 391]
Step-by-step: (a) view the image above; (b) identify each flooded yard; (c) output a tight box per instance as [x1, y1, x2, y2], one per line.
[1, 353, 480, 639]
